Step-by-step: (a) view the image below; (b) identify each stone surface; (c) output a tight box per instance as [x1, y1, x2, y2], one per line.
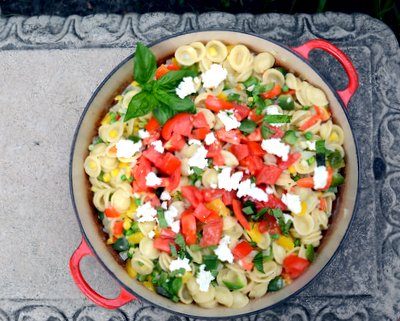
[0, 11, 399, 321]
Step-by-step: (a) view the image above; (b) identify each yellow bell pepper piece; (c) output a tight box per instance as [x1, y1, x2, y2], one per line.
[126, 259, 137, 279]
[123, 218, 132, 230]
[111, 169, 119, 177]
[277, 235, 294, 251]
[293, 201, 307, 217]
[217, 92, 228, 101]
[102, 172, 111, 183]
[247, 223, 263, 244]
[143, 279, 155, 292]
[127, 232, 145, 245]
[118, 162, 129, 168]
[101, 113, 112, 125]
[288, 166, 296, 175]
[182, 272, 193, 283]
[206, 199, 230, 217]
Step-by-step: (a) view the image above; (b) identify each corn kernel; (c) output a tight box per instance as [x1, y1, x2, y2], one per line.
[247, 223, 263, 244]
[89, 161, 97, 170]
[123, 218, 132, 230]
[101, 114, 111, 125]
[288, 166, 296, 175]
[114, 95, 123, 102]
[106, 237, 115, 245]
[126, 259, 137, 278]
[103, 173, 111, 183]
[208, 47, 217, 57]
[277, 235, 294, 251]
[143, 280, 155, 292]
[118, 162, 129, 168]
[329, 132, 339, 143]
[127, 232, 145, 244]
[182, 272, 192, 283]
[111, 169, 119, 177]
[293, 201, 307, 217]
[109, 129, 118, 139]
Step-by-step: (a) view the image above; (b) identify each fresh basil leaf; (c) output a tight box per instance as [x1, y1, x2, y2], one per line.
[242, 206, 255, 215]
[253, 252, 264, 273]
[112, 237, 129, 251]
[203, 255, 218, 271]
[170, 268, 186, 277]
[270, 233, 280, 240]
[152, 105, 175, 125]
[331, 173, 345, 187]
[157, 70, 197, 91]
[239, 119, 257, 135]
[315, 140, 326, 154]
[243, 76, 258, 88]
[294, 239, 301, 247]
[169, 243, 178, 257]
[279, 217, 292, 237]
[261, 125, 274, 139]
[124, 91, 158, 121]
[154, 90, 196, 113]
[133, 42, 157, 85]
[264, 114, 292, 124]
[227, 93, 241, 103]
[271, 209, 283, 218]
[175, 233, 186, 249]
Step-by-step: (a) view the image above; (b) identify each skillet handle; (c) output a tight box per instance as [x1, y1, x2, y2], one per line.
[292, 39, 359, 108]
[69, 237, 136, 309]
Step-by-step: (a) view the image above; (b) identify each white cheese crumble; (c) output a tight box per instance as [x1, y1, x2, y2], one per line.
[160, 191, 171, 201]
[188, 145, 209, 169]
[314, 165, 328, 189]
[266, 186, 274, 194]
[201, 64, 228, 89]
[261, 138, 290, 161]
[306, 141, 316, 151]
[214, 235, 234, 263]
[161, 201, 168, 210]
[210, 183, 217, 189]
[204, 132, 216, 145]
[148, 230, 155, 239]
[138, 129, 150, 139]
[196, 264, 215, 292]
[188, 139, 202, 146]
[151, 140, 164, 153]
[169, 257, 192, 273]
[283, 213, 294, 224]
[164, 205, 180, 233]
[217, 167, 243, 192]
[136, 202, 158, 222]
[176, 76, 197, 99]
[236, 179, 269, 202]
[145, 172, 162, 187]
[217, 110, 241, 131]
[116, 139, 142, 158]
[281, 193, 301, 214]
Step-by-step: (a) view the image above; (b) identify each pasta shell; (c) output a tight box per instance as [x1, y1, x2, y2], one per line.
[253, 52, 275, 73]
[205, 40, 228, 63]
[175, 45, 198, 66]
[262, 68, 285, 87]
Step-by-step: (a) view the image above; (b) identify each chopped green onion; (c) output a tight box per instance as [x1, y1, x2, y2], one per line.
[121, 174, 128, 181]
[307, 156, 316, 165]
[239, 119, 257, 135]
[170, 268, 186, 277]
[306, 244, 315, 262]
[264, 115, 292, 124]
[128, 135, 140, 143]
[242, 206, 254, 215]
[131, 221, 140, 233]
[136, 274, 148, 282]
[303, 105, 311, 110]
[261, 125, 274, 139]
[203, 255, 219, 271]
[97, 171, 105, 182]
[282, 84, 289, 92]
[270, 233, 280, 240]
[253, 252, 264, 273]
[275, 67, 287, 75]
[278, 217, 292, 237]
[283, 130, 298, 145]
[277, 95, 295, 110]
[134, 198, 142, 206]
[243, 76, 258, 88]
[157, 208, 168, 228]
[294, 239, 301, 247]
[98, 211, 104, 221]
[112, 237, 129, 251]
[189, 244, 201, 252]
[227, 93, 241, 103]
[327, 150, 345, 169]
[293, 174, 300, 181]
[316, 140, 326, 154]
[331, 173, 345, 187]
[270, 208, 283, 218]
[174, 233, 186, 249]
[169, 243, 178, 257]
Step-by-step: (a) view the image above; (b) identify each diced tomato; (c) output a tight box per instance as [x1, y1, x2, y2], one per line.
[206, 140, 225, 165]
[161, 113, 193, 140]
[260, 83, 281, 99]
[249, 109, 263, 122]
[182, 186, 204, 207]
[181, 213, 197, 245]
[142, 131, 161, 146]
[216, 128, 241, 145]
[194, 203, 213, 222]
[145, 116, 161, 132]
[204, 211, 220, 223]
[277, 152, 301, 169]
[205, 95, 234, 112]
[268, 125, 285, 139]
[142, 146, 162, 165]
[247, 141, 266, 157]
[113, 221, 124, 236]
[230, 144, 250, 162]
[160, 166, 181, 192]
[192, 127, 211, 140]
[239, 155, 264, 175]
[233, 104, 250, 121]
[237, 258, 254, 271]
[299, 115, 320, 131]
[202, 188, 224, 202]
[322, 166, 333, 190]
[283, 255, 310, 279]
[296, 177, 314, 188]
[104, 207, 120, 218]
[256, 165, 283, 185]
[153, 237, 174, 254]
[314, 105, 330, 121]
[132, 158, 152, 192]
[232, 240, 254, 260]
[200, 218, 223, 247]
[143, 192, 161, 207]
[245, 127, 262, 141]
[193, 112, 209, 128]
[251, 194, 288, 211]
[222, 191, 235, 206]
[157, 153, 181, 175]
[259, 215, 281, 235]
[283, 88, 296, 96]
[160, 228, 177, 239]
[232, 199, 251, 231]
[164, 133, 185, 152]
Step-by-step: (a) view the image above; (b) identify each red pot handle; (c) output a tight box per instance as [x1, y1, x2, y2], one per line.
[292, 39, 358, 108]
[69, 237, 137, 309]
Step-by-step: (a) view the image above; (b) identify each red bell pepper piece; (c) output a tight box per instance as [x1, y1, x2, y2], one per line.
[232, 199, 251, 231]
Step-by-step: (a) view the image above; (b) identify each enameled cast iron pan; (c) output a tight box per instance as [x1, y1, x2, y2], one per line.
[69, 31, 359, 318]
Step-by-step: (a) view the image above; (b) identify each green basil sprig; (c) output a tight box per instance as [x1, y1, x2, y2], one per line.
[124, 42, 197, 124]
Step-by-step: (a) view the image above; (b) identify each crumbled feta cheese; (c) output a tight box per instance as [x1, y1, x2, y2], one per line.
[210, 183, 217, 189]
[314, 166, 328, 189]
[148, 231, 155, 239]
[188, 139, 202, 146]
[176, 77, 197, 99]
[160, 191, 171, 201]
[196, 264, 215, 292]
[261, 138, 290, 161]
[145, 172, 162, 187]
[161, 201, 168, 210]
[237, 179, 269, 202]
[217, 110, 241, 131]
[151, 140, 164, 153]
[281, 193, 301, 214]
[116, 139, 142, 158]
[214, 235, 234, 263]
[283, 213, 293, 224]
[201, 64, 228, 89]
[136, 202, 158, 222]
[188, 145, 209, 169]
[138, 129, 150, 139]
[204, 132, 216, 145]
[217, 167, 243, 192]
[169, 257, 192, 273]
[306, 141, 316, 151]
[164, 205, 180, 233]
[266, 186, 274, 194]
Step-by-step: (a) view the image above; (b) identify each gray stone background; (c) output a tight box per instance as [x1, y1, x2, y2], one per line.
[0, 11, 399, 321]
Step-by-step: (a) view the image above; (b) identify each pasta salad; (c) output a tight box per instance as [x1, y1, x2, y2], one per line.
[84, 40, 346, 308]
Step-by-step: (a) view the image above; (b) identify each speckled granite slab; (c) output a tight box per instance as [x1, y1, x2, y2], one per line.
[0, 11, 399, 321]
